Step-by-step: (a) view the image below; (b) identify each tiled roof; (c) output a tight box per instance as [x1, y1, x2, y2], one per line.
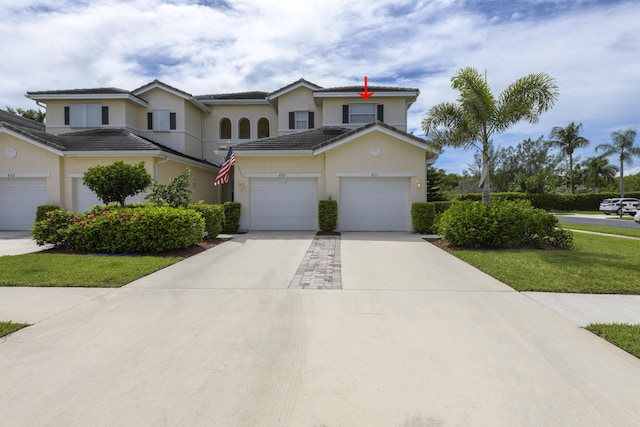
[233, 121, 428, 152]
[26, 87, 130, 96]
[0, 109, 46, 132]
[196, 91, 269, 101]
[314, 85, 419, 93]
[233, 126, 351, 151]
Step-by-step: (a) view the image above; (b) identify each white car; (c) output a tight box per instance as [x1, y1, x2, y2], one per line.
[599, 198, 640, 216]
[635, 206, 640, 223]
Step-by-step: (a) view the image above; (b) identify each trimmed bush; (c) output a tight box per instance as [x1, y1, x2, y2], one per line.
[436, 200, 573, 249]
[222, 202, 241, 232]
[318, 199, 338, 231]
[411, 203, 437, 233]
[33, 206, 205, 253]
[189, 203, 224, 238]
[457, 191, 640, 211]
[36, 205, 60, 222]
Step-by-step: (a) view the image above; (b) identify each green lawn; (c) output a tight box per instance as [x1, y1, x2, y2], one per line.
[0, 321, 29, 338]
[0, 253, 182, 287]
[561, 222, 640, 238]
[450, 233, 640, 294]
[586, 324, 640, 358]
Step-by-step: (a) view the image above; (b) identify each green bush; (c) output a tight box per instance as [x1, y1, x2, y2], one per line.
[36, 205, 60, 222]
[457, 191, 640, 211]
[83, 161, 151, 207]
[318, 199, 338, 231]
[146, 169, 192, 207]
[189, 203, 224, 238]
[33, 206, 204, 253]
[411, 203, 437, 233]
[222, 202, 241, 232]
[436, 200, 573, 249]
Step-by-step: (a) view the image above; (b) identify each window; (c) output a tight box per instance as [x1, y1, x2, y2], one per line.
[288, 111, 314, 130]
[219, 118, 231, 139]
[342, 104, 384, 124]
[257, 117, 270, 138]
[64, 104, 108, 128]
[147, 110, 177, 132]
[238, 118, 250, 139]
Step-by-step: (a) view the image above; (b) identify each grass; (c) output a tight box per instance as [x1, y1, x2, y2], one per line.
[0, 321, 29, 338]
[586, 324, 640, 358]
[0, 253, 183, 287]
[561, 223, 640, 238]
[450, 233, 640, 294]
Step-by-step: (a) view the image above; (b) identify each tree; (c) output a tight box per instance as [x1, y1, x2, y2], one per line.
[422, 67, 559, 204]
[595, 129, 640, 197]
[581, 156, 617, 193]
[547, 122, 589, 193]
[145, 169, 193, 207]
[83, 161, 151, 206]
[6, 106, 46, 123]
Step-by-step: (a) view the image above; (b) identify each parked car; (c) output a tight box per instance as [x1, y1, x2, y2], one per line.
[635, 206, 640, 223]
[599, 198, 640, 216]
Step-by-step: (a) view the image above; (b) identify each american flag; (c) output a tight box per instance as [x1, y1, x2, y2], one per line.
[214, 148, 235, 186]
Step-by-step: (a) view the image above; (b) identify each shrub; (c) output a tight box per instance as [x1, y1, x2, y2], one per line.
[411, 203, 437, 233]
[83, 161, 151, 207]
[36, 205, 60, 222]
[223, 202, 241, 232]
[318, 199, 338, 231]
[33, 206, 204, 253]
[457, 191, 640, 211]
[436, 200, 573, 249]
[146, 169, 192, 207]
[189, 203, 224, 238]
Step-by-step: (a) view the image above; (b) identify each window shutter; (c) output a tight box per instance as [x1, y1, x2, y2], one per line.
[377, 104, 384, 122]
[69, 104, 86, 128]
[170, 112, 176, 130]
[147, 112, 153, 130]
[342, 105, 349, 123]
[308, 112, 314, 129]
[289, 112, 295, 129]
[64, 107, 70, 125]
[102, 106, 109, 125]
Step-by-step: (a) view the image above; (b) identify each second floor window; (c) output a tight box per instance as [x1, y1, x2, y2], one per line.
[147, 110, 177, 132]
[343, 104, 384, 124]
[288, 111, 314, 130]
[64, 104, 109, 128]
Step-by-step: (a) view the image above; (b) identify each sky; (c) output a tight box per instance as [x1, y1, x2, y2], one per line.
[2, 0, 639, 176]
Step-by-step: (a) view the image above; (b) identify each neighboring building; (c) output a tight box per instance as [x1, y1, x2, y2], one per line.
[0, 78, 439, 231]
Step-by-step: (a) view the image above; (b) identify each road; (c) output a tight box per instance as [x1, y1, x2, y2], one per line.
[557, 214, 640, 229]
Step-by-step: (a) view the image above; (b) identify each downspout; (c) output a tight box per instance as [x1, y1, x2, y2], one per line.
[155, 156, 170, 180]
[201, 114, 206, 160]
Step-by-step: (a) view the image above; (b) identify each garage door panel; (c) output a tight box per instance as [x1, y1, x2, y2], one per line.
[250, 178, 317, 230]
[339, 178, 410, 232]
[0, 178, 47, 230]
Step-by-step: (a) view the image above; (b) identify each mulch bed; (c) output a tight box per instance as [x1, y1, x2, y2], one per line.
[423, 237, 457, 253]
[41, 237, 231, 258]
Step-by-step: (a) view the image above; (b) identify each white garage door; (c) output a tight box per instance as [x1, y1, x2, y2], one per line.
[0, 178, 47, 230]
[340, 177, 410, 231]
[250, 178, 318, 230]
[74, 178, 141, 213]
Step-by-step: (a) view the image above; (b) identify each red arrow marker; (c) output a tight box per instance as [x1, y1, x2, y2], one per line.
[358, 76, 375, 99]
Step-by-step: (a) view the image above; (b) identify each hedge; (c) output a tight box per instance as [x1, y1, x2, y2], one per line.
[36, 205, 60, 222]
[223, 202, 241, 232]
[189, 203, 224, 238]
[457, 192, 640, 211]
[33, 206, 205, 253]
[318, 199, 338, 231]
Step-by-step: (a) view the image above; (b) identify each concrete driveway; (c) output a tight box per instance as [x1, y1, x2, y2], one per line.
[1, 232, 640, 426]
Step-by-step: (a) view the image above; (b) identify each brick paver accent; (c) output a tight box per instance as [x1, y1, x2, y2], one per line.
[289, 235, 342, 289]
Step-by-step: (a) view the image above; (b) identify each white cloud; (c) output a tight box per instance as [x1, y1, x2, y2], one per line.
[1, 0, 639, 175]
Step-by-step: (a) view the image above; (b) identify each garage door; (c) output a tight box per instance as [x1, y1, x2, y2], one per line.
[340, 177, 410, 231]
[250, 178, 318, 230]
[0, 178, 47, 230]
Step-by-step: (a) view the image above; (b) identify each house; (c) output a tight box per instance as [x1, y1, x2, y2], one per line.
[0, 78, 439, 231]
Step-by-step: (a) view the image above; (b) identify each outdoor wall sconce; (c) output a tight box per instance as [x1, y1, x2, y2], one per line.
[416, 180, 422, 188]
[238, 181, 245, 189]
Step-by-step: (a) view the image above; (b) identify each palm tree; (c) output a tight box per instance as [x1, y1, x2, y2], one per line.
[595, 129, 640, 197]
[547, 122, 589, 194]
[581, 156, 618, 193]
[422, 67, 559, 204]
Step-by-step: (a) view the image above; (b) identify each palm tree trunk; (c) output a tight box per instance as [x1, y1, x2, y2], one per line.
[480, 152, 491, 205]
[620, 158, 625, 197]
[569, 155, 574, 194]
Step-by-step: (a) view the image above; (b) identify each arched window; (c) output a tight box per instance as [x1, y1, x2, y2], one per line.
[257, 117, 270, 139]
[219, 118, 231, 139]
[238, 118, 250, 139]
